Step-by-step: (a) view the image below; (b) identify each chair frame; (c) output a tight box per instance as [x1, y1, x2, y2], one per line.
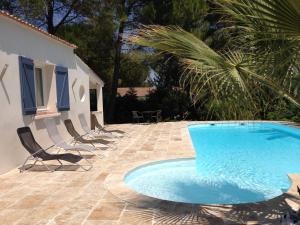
[132, 111, 144, 123]
[44, 118, 104, 159]
[19, 143, 92, 173]
[151, 110, 162, 123]
[92, 114, 128, 138]
[64, 119, 117, 151]
[71, 132, 117, 151]
[79, 114, 117, 139]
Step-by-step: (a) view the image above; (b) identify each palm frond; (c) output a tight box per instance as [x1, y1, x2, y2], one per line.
[129, 26, 249, 90]
[219, 0, 300, 39]
[128, 25, 300, 118]
[218, 1, 300, 100]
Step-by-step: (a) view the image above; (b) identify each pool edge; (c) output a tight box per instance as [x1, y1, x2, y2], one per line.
[104, 121, 300, 209]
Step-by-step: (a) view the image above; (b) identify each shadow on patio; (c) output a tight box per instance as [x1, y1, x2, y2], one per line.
[122, 193, 298, 224]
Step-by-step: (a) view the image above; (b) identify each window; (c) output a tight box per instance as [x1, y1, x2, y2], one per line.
[89, 89, 97, 111]
[34, 67, 45, 108]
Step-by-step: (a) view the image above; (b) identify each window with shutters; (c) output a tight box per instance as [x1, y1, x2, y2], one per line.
[19, 56, 69, 118]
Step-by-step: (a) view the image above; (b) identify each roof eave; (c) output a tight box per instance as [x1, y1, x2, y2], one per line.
[0, 10, 77, 49]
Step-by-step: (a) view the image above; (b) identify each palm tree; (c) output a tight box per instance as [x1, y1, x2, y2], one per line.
[128, 0, 300, 119]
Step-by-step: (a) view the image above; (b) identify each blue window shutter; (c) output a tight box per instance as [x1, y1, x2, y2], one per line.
[19, 56, 36, 115]
[55, 66, 70, 111]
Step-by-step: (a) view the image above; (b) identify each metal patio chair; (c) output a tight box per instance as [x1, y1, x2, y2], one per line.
[151, 110, 162, 123]
[17, 127, 92, 172]
[132, 111, 144, 123]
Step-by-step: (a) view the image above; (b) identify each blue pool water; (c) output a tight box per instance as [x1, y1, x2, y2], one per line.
[124, 122, 300, 204]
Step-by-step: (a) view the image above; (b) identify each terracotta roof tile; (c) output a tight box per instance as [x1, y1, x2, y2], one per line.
[117, 87, 156, 97]
[0, 10, 77, 49]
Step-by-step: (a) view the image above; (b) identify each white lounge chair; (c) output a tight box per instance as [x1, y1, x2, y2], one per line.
[44, 118, 104, 159]
[78, 114, 118, 139]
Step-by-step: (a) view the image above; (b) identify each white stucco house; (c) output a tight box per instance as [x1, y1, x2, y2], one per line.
[0, 11, 104, 174]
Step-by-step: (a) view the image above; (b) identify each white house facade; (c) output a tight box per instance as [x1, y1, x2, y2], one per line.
[0, 11, 104, 174]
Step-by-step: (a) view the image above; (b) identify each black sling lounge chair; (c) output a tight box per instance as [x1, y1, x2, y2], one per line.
[91, 114, 128, 137]
[17, 127, 92, 172]
[64, 119, 116, 150]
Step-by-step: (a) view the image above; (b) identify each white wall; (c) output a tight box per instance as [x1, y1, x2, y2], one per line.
[0, 15, 103, 174]
[96, 85, 104, 125]
[75, 55, 104, 126]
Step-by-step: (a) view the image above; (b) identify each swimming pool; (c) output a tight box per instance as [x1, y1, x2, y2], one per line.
[124, 122, 300, 204]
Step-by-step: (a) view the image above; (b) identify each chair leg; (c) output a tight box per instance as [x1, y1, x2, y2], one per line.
[37, 160, 55, 172]
[73, 139, 97, 150]
[73, 140, 106, 154]
[57, 156, 92, 172]
[75, 151, 93, 171]
[55, 159, 63, 171]
[30, 159, 40, 170]
[56, 148, 61, 154]
[123, 132, 131, 138]
[98, 142, 117, 151]
[20, 156, 36, 172]
[89, 142, 96, 148]
[76, 150, 94, 164]
[75, 162, 93, 171]
[71, 139, 77, 146]
[93, 139, 116, 151]
[85, 148, 104, 159]
[100, 130, 119, 139]
[20, 156, 56, 173]
[108, 143, 117, 151]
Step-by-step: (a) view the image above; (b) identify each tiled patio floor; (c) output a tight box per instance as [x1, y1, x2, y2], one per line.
[0, 121, 300, 225]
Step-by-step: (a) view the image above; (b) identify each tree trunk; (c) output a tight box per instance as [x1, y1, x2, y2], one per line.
[46, 0, 55, 34]
[106, 21, 125, 123]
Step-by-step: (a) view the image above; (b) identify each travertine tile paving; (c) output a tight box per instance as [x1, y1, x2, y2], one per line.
[0, 121, 299, 225]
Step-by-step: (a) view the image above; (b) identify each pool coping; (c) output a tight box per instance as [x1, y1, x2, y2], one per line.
[104, 120, 300, 209]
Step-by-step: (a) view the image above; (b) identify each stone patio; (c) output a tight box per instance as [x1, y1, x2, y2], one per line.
[0, 121, 300, 225]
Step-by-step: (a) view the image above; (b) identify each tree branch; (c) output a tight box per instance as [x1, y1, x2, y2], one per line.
[62, 14, 80, 24]
[54, 0, 80, 30]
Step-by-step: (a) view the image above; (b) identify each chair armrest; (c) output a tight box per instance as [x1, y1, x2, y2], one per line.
[30, 148, 45, 157]
[95, 124, 104, 131]
[73, 134, 83, 141]
[30, 144, 54, 157]
[72, 134, 95, 147]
